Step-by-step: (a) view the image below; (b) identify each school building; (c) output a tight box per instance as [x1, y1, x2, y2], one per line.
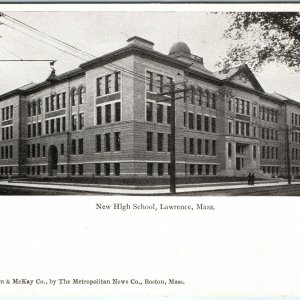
[0, 36, 298, 179]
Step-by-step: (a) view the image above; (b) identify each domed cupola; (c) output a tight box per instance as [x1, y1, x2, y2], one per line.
[169, 42, 191, 56]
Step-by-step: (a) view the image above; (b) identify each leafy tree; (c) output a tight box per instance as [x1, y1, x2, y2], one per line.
[219, 12, 300, 72]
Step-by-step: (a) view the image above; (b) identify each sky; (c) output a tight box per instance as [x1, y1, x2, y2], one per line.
[0, 6, 299, 100]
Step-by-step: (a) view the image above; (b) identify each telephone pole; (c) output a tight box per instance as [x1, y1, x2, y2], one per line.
[157, 82, 189, 194]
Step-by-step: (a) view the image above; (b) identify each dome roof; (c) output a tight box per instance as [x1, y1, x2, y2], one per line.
[169, 42, 191, 55]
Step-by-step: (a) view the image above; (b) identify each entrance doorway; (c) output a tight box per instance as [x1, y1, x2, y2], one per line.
[48, 145, 58, 176]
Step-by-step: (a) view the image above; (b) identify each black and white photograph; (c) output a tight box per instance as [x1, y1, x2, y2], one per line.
[0, 5, 299, 195]
[0, 3, 300, 298]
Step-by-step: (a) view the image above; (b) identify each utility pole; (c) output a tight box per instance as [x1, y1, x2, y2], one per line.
[157, 82, 189, 194]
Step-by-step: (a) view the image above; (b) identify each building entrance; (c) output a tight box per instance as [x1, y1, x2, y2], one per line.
[48, 145, 58, 176]
[236, 143, 247, 171]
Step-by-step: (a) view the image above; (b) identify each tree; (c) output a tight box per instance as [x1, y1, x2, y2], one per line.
[219, 12, 300, 72]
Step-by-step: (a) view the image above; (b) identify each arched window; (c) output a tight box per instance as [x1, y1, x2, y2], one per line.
[70, 88, 77, 106]
[37, 99, 42, 115]
[211, 94, 216, 110]
[189, 86, 195, 104]
[198, 89, 202, 106]
[78, 86, 86, 105]
[203, 91, 210, 108]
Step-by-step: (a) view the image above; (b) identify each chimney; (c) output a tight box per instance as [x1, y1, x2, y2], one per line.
[127, 36, 154, 50]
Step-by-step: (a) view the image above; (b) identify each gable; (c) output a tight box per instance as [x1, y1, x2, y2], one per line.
[227, 65, 265, 93]
[231, 72, 257, 90]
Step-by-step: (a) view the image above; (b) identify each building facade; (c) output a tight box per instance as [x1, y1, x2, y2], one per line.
[0, 36, 297, 179]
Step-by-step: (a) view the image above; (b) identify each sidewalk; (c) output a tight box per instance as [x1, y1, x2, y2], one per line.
[0, 179, 297, 195]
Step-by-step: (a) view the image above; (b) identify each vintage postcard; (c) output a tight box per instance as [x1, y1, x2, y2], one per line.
[0, 3, 299, 298]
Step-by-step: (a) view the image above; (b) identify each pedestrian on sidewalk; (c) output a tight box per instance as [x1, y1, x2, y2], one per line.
[251, 173, 255, 185]
[247, 172, 251, 185]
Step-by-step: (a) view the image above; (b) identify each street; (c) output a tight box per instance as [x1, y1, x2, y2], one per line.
[177, 183, 300, 196]
[0, 182, 299, 196]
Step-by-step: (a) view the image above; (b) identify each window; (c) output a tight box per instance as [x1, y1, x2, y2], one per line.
[45, 97, 49, 112]
[235, 98, 239, 113]
[114, 163, 120, 176]
[27, 124, 31, 138]
[146, 102, 153, 122]
[157, 104, 163, 123]
[10, 126, 13, 139]
[227, 143, 232, 157]
[204, 91, 209, 107]
[147, 132, 153, 151]
[38, 122, 42, 136]
[56, 94, 60, 110]
[104, 163, 110, 176]
[198, 164, 202, 175]
[211, 94, 216, 109]
[72, 115, 77, 131]
[10, 105, 13, 118]
[78, 86, 85, 104]
[158, 163, 164, 176]
[146, 71, 153, 92]
[189, 138, 194, 154]
[96, 106, 102, 125]
[205, 140, 209, 155]
[157, 74, 163, 93]
[115, 71, 121, 92]
[79, 113, 84, 130]
[50, 119, 55, 134]
[253, 106, 257, 117]
[147, 163, 153, 176]
[105, 74, 112, 94]
[212, 140, 216, 156]
[78, 164, 83, 175]
[96, 77, 102, 96]
[205, 165, 210, 175]
[50, 95, 55, 111]
[71, 139, 76, 155]
[32, 102, 36, 116]
[211, 118, 216, 133]
[95, 163, 101, 176]
[96, 134, 101, 152]
[71, 89, 76, 106]
[60, 165, 64, 174]
[9, 145, 13, 159]
[253, 126, 257, 137]
[37, 144, 40, 157]
[228, 121, 232, 134]
[167, 106, 171, 125]
[61, 144, 64, 155]
[235, 121, 239, 135]
[184, 137, 187, 154]
[213, 165, 217, 175]
[157, 133, 164, 152]
[62, 93, 66, 108]
[183, 112, 186, 127]
[197, 139, 202, 155]
[32, 144, 36, 158]
[204, 116, 209, 132]
[105, 104, 111, 123]
[56, 118, 61, 133]
[105, 133, 110, 152]
[43, 145, 46, 157]
[114, 132, 121, 151]
[190, 164, 195, 175]
[71, 165, 76, 176]
[228, 99, 232, 111]
[32, 123, 36, 137]
[246, 123, 250, 136]
[197, 115, 201, 131]
[78, 138, 84, 154]
[115, 102, 121, 122]
[189, 113, 194, 130]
